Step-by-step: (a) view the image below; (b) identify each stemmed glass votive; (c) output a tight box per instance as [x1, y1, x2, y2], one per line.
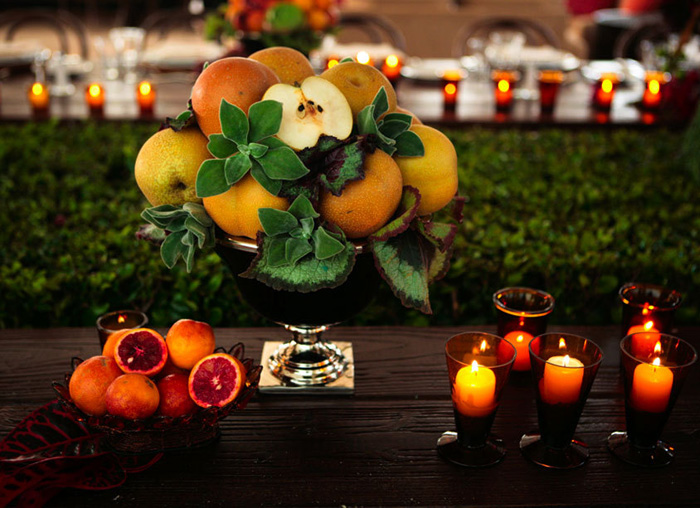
[437, 332, 516, 467]
[493, 287, 555, 372]
[608, 333, 697, 467]
[520, 333, 603, 469]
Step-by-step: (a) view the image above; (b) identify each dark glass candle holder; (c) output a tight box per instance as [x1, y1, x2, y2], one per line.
[493, 287, 555, 372]
[538, 69, 563, 115]
[96, 310, 149, 348]
[608, 333, 697, 467]
[437, 332, 516, 467]
[520, 333, 603, 469]
[619, 283, 682, 353]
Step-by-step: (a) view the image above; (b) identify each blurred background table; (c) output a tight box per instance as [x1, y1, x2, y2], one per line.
[1, 326, 698, 506]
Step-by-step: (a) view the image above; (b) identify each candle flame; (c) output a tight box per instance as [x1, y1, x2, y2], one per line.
[88, 84, 102, 98]
[357, 51, 371, 65]
[138, 82, 152, 96]
[480, 340, 487, 352]
[444, 83, 457, 96]
[602, 79, 613, 93]
[559, 338, 567, 349]
[327, 57, 339, 70]
[497, 79, 510, 93]
[31, 83, 44, 96]
[471, 360, 479, 373]
[648, 79, 660, 95]
[385, 54, 399, 68]
[117, 314, 127, 324]
[654, 341, 662, 355]
[644, 321, 655, 331]
[563, 355, 571, 367]
[652, 357, 661, 367]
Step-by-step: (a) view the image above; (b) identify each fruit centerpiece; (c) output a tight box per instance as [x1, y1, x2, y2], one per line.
[135, 47, 462, 391]
[205, 0, 340, 56]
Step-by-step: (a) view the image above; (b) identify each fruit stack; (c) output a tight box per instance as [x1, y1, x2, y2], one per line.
[137, 47, 461, 314]
[57, 320, 259, 452]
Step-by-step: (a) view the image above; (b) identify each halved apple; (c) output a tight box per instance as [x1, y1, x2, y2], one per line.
[262, 76, 353, 151]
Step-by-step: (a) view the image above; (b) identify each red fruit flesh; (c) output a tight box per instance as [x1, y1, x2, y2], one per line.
[115, 329, 167, 377]
[188, 354, 245, 408]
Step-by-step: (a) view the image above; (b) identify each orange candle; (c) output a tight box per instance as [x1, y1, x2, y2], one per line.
[453, 361, 496, 417]
[504, 331, 534, 371]
[28, 82, 50, 111]
[136, 81, 156, 114]
[85, 83, 105, 111]
[631, 357, 673, 413]
[381, 54, 402, 82]
[628, 320, 660, 358]
[542, 355, 584, 404]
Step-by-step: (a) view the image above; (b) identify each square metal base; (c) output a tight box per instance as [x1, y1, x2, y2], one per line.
[258, 340, 355, 395]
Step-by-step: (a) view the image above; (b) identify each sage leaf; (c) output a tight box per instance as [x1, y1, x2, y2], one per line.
[371, 87, 389, 120]
[249, 142, 269, 159]
[313, 227, 345, 260]
[285, 237, 313, 265]
[395, 130, 425, 157]
[300, 217, 315, 238]
[219, 99, 248, 145]
[161, 231, 186, 269]
[267, 237, 288, 267]
[379, 119, 410, 139]
[196, 159, 229, 197]
[357, 105, 377, 136]
[287, 194, 319, 220]
[258, 147, 310, 180]
[208, 134, 238, 158]
[258, 208, 298, 236]
[185, 216, 208, 248]
[250, 163, 283, 196]
[248, 100, 283, 142]
[381, 112, 413, 125]
[182, 202, 213, 227]
[260, 136, 287, 149]
[224, 152, 252, 185]
[289, 227, 307, 239]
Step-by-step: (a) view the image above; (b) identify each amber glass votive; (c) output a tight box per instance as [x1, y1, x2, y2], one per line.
[538, 70, 563, 115]
[520, 333, 603, 469]
[85, 83, 105, 116]
[381, 54, 402, 86]
[27, 82, 50, 116]
[592, 73, 619, 111]
[493, 287, 555, 372]
[642, 71, 668, 110]
[96, 310, 148, 348]
[492, 70, 517, 112]
[441, 69, 464, 112]
[136, 81, 156, 116]
[619, 283, 681, 357]
[608, 334, 697, 467]
[437, 332, 516, 467]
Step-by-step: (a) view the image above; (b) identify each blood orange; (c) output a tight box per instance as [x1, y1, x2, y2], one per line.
[188, 353, 246, 408]
[114, 328, 168, 377]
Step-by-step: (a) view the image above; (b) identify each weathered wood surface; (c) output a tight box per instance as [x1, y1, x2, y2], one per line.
[1, 326, 699, 507]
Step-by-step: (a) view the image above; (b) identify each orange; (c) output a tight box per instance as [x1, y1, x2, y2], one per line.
[319, 150, 403, 238]
[113, 328, 168, 377]
[69, 356, 123, 416]
[105, 374, 160, 420]
[249, 47, 315, 86]
[188, 353, 246, 408]
[157, 373, 198, 417]
[203, 172, 289, 239]
[102, 329, 131, 359]
[292, 0, 314, 11]
[166, 319, 216, 370]
[307, 8, 330, 31]
[191, 57, 280, 138]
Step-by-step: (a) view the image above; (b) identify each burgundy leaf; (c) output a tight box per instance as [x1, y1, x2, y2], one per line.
[368, 186, 421, 243]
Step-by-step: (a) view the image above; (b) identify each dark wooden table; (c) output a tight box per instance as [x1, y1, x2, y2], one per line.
[1, 326, 699, 506]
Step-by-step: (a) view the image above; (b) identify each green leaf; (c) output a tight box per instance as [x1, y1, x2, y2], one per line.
[182, 202, 213, 227]
[219, 99, 249, 145]
[416, 220, 457, 252]
[161, 231, 187, 269]
[258, 208, 298, 236]
[285, 237, 313, 265]
[167, 215, 188, 232]
[340, 57, 354, 63]
[136, 223, 167, 243]
[267, 237, 289, 267]
[357, 105, 378, 136]
[313, 227, 345, 260]
[241, 236, 356, 293]
[248, 100, 283, 142]
[369, 186, 421, 242]
[379, 119, 410, 139]
[162, 103, 195, 132]
[208, 134, 238, 158]
[381, 113, 413, 125]
[395, 130, 425, 157]
[298, 135, 347, 167]
[185, 216, 208, 248]
[249, 142, 269, 159]
[289, 227, 307, 239]
[371, 229, 431, 314]
[224, 153, 252, 185]
[287, 194, 320, 220]
[371, 87, 389, 120]
[425, 240, 452, 284]
[300, 217, 315, 238]
[250, 163, 283, 196]
[318, 138, 369, 196]
[143, 204, 180, 218]
[196, 158, 229, 197]
[257, 147, 310, 180]
[260, 136, 288, 150]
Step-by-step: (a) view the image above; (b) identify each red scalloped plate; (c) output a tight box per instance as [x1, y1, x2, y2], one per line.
[53, 343, 261, 453]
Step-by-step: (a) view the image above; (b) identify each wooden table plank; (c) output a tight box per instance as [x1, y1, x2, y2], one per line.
[1, 326, 699, 506]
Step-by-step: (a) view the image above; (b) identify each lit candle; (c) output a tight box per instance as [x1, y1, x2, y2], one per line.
[442, 70, 462, 111]
[326, 56, 340, 70]
[96, 309, 148, 347]
[628, 320, 661, 358]
[631, 356, 673, 413]
[503, 331, 534, 371]
[593, 74, 618, 110]
[381, 54, 402, 83]
[453, 360, 496, 417]
[542, 343, 584, 405]
[356, 51, 373, 66]
[492, 71, 515, 112]
[642, 71, 666, 110]
[538, 70, 563, 114]
[85, 83, 105, 113]
[27, 82, 50, 113]
[136, 81, 156, 115]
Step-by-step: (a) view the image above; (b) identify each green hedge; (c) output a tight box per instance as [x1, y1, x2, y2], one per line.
[0, 121, 697, 328]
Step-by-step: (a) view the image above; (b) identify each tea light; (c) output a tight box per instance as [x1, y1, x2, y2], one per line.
[28, 82, 50, 114]
[542, 339, 584, 405]
[504, 331, 534, 371]
[442, 69, 463, 112]
[538, 70, 563, 115]
[631, 356, 673, 413]
[593, 73, 619, 111]
[453, 360, 496, 417]
[96, 310, 148, 348]
[381, 54, 402, 84]
[629, 320, 661, 358]
[85, 83, 105, 114]
[325, 55, 340, 70]
[619, 283, 682, 340]
[492, 71, 516, 112]
[136, 81, 156, 115]
[356, 51, 373, 66]
[642, 71, 667, 110]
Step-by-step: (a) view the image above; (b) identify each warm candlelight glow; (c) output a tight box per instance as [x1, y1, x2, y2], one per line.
[453, 360, 497, 417]
[497, 79, 510, 93]
[444, 83, 457, 95]
[480, 340, 487, 352]
[601, 79, 613, 94]
[356, 51, 371, 65]
[538, 70, 563, 114]
[642, 71, 667, 110]
[85, 83, 105, 111]
[385, 54, 399, 68]
[118, 314, 127, 324]
[31, 83, 44, 96]
[648, 79, 660, 95]
[559, 338, 566, 349]
[504, 331, 534, 371]
[542, 354, 584, 405]
[593, 74, 618, 110]
[137, 81, 155, 114]
[28, 82, 50, 111]
[492, 71, 516, 112]
[631, 356, 673, 413]
[138, 82, 152, 96]
[88, 84, 101, 98]
[326, 57, 339, 70]
[629, 320, 661, 358]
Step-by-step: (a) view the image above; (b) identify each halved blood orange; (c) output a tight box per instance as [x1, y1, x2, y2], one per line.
[114, 328, 168, 377]
[188, 353, 246, 408]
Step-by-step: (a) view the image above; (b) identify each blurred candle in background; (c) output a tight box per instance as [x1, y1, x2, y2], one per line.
[492, 70, 516, 112]
[642, 71, 667, 110]
[442, 69, 463, 112]
[381, 54, 402, 85]
[325, 55, 340, 70]
[85, 83, 105, 115]
[28, 82, 50, 115]
[593, 73, 618, 110]
[136, 81, 155, 116]
[538, 69, 563, 115]
[356, 51, 373, 66]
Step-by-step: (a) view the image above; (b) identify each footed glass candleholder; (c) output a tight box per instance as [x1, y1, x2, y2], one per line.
[437, 332, 516, 467]
[520, 333, 603, 469]
[619, 283, 681, 344]
[493, 287, 554, 372]
[608, 333, 697, 467]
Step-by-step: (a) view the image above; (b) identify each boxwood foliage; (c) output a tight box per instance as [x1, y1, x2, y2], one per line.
[0, 120, 697, 328]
